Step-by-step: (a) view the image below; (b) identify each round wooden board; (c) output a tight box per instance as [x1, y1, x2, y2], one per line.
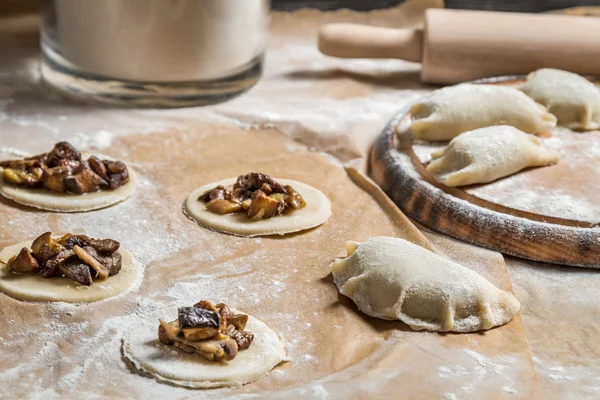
[369, 77, 600, 268]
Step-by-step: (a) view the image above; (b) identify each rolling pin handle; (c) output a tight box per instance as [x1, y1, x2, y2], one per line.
[318, 23, 423, 63]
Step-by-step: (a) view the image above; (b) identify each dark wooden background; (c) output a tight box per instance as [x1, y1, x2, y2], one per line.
[272, 0, 600, 12]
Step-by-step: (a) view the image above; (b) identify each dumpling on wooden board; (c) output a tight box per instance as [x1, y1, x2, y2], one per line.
[521, 68, 600, 131]
[329, 237, 520, 333]
[409, 84, 557, 141]
[426, 125, 559, 187]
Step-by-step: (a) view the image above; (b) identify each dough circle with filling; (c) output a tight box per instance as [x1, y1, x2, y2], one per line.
[185, 178, 332, 237]
[0, 156, 137, 212]
[330, 237, 520, 332]
[0, 240, 143, 303]
[122, 306, 286, 388]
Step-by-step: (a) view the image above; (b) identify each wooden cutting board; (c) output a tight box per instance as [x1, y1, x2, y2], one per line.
[369, 76, 600, 268]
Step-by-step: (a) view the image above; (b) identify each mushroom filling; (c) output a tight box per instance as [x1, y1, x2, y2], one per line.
[0, 142, 129, 194]
[199, 173, 306, 221]
[4, 232, 123, 286]
[158, 300, 254, 362]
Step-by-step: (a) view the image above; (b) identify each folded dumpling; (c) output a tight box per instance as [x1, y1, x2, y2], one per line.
[426, 125, 559, 187]
[521, 68, 600, 131]
[329, 237, 520, 333]
[409, 84, 557, 141]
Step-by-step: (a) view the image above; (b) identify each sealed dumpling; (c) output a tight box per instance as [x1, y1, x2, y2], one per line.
[329, 237, 520, 332]
[409, 84, 557, 141]
[521, 68, 600, 130]
[427, 125, 559, 187]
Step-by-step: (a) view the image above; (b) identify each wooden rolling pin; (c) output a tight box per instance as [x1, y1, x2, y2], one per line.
[318, 9, 600, 83]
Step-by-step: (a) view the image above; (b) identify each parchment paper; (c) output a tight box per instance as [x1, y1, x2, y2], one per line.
[0, 1, 595, 398]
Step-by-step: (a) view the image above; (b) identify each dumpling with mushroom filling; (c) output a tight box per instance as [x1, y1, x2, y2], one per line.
[329, 237, 520, 332]
[426, 125, 559, 187]
[409, 84, 557, 141]
[521, 68, 600, 130]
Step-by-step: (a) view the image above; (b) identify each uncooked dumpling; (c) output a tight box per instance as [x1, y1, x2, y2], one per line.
[426, 125, 559, 187]
[409, 84, 557, 141]
[521, 68, 600, 130]
[329, 237, 520, 332]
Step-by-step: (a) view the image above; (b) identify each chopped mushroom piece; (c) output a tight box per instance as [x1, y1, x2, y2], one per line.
[247, 191, 285, 220]
[42, 166, 73, 192]
[6, 166, 44, 186]
[58, 257, 93, 286]
[87, 238, 120, 253]
[6, 248, 40, 273]
[83, 246, 122, 276]
[73, 245, 109, 280]
[178, 307, 220, 330]
[31, 232, 64, 263]
[45, 142, 81, 167]
[157, 300, 254, 362]
[206, 199, 242, 215]
[0, 142, 129, 193]
[199, 173, 306, 221]
[64, 161, 108, 194]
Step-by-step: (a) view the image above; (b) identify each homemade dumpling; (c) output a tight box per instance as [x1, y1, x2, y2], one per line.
[329, 237, 520, 333]
[521, 68, 600, 130]
[409, 84, 557, 141]
[426, 125, 559, 187]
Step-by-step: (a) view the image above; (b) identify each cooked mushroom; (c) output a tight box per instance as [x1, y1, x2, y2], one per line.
[193, 300, 219, 312]
[59, 234, 90, 250]
[45, 142, 81, 167]
[64, 161, 108, 194]
[58, 256, 93, 286]
[73, 245, 109, 280]
[2, 168, 43, 188]
[226, 325, 254, 350]
[31, 232, 64, 263]
[227, 312, 249, 331]
[206, 199, 242, 215]
[178, 307, 220, 330]
[83, 246, 122, 276]
[42, 166, 72, 193]
[40, 248, 74, 279]
[199, 185, 228, 202]
[87, 238, 120, 253]
[158, 319, 178, 345]
[247, 190, 285, 220]
[194, 337, 239, 361]
[103, 160, 129, 189]
[6, 248, 40, 273]
[88, 156, 109, 181]
[234, 173, 286, 194]
[285, 185, 306, 210]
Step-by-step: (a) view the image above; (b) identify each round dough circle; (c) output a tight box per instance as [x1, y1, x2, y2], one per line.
[0, 158, 138, 212]
[185, 178, 332, 237]
[122, 306, 286, 388]
[0, 240, 143, 303]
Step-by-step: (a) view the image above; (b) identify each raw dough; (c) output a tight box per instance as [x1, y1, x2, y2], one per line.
[122, 306, 286, 388]
[521, 68, 600, 130]
[426, 125, 560, 187]
[0, 240, 143, 303]
[330, 237, 520, 332]
[185, 178, 331, 237]
[0, 155, 137, 212]
[409, 84, 557, 141]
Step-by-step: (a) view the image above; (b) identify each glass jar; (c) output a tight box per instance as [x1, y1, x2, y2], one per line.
[40, 0, 270, 107]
